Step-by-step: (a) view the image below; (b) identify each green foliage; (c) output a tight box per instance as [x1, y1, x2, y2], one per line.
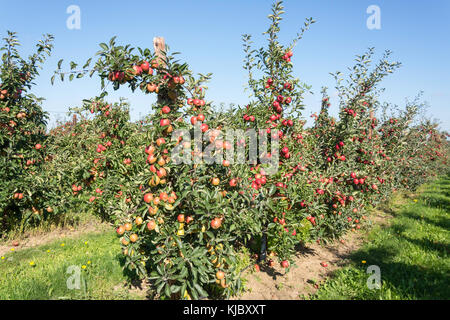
[0, 31, 54, 235]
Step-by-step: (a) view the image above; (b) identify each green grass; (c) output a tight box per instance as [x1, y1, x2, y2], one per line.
[0, 230, 144, 300]
[312, 174, 450, 300]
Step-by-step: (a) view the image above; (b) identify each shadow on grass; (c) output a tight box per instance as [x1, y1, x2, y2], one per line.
[421, 195, 450, 211]
[402, 210, 450, 231]
[402, 235, 450, 257]
[388, 222, 408, 234]
[347, 245, 450, 299]
[433, 179, 450, 187]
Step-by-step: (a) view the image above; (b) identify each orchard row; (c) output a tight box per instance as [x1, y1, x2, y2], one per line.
[1, 2, 448, 300]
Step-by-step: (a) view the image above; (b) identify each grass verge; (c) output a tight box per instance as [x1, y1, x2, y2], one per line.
[0, 230, 143, 300]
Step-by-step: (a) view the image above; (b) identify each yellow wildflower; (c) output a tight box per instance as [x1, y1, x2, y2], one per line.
[81, 265, 86, 269]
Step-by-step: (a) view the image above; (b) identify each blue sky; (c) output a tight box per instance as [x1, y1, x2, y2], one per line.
[1, 0, 449, 130]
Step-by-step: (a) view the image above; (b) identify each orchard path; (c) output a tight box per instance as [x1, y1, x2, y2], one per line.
[235, 208, 392, 300]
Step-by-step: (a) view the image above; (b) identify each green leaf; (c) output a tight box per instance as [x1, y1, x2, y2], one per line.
[180, 282, 187, 297]
[194, 283, 208, 298]
[189, 283, 199, 300]
[164, 283, 171, 297]
[170, 285, 180, 294]
[156, 281, 165, 294]
[83, 58, 92, 69]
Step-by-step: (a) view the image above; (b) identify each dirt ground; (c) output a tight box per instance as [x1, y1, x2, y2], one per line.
[235, 209, 392, 299]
